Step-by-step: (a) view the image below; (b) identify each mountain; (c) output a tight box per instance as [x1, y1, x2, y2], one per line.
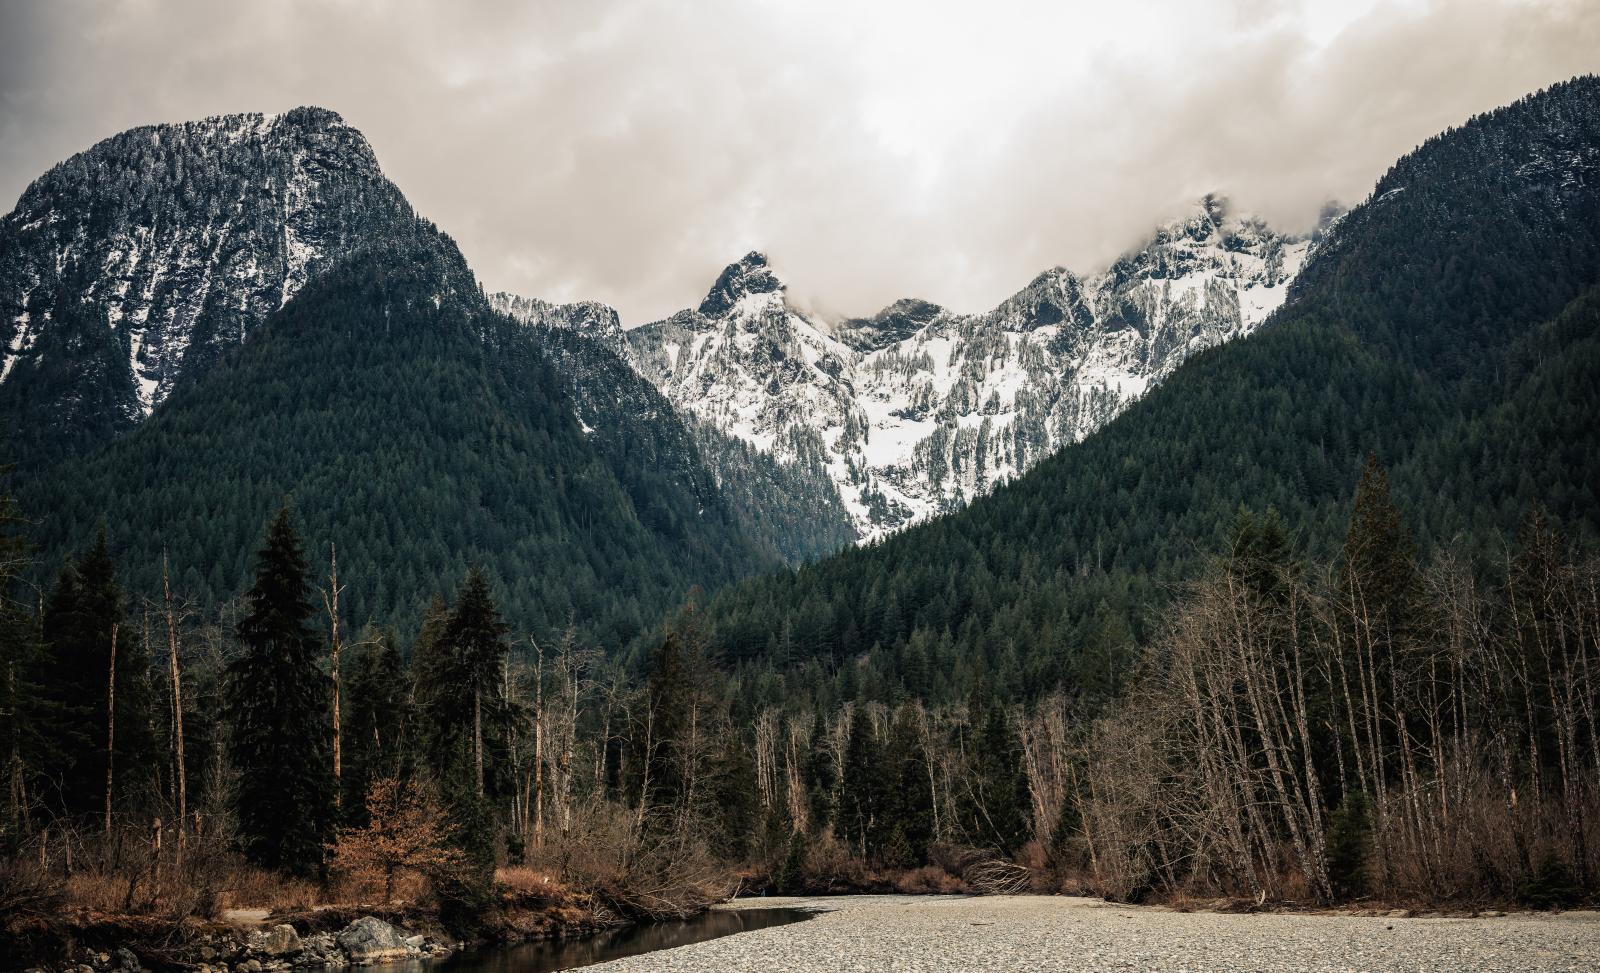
[623, 197, 1329, 540]
[3, 109, 784, 640]
[489, 292, 857, 564]
[0, 107, 452, 466]
[690, 77, 1600, 702]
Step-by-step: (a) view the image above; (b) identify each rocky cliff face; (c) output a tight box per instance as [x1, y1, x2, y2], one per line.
[0, 106, 433, 458]
[621, 197, 1336, 539]
[491, 290, 857, 564]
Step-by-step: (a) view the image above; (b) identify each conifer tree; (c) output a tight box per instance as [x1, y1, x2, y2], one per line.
[229, 507, 335, 877]
[837, 705, 885, 860]
[0, 489, 51, 848]
[803, 712, 834, 833]
[342, 628, 413, 824]
[40, 530, 155, 820]
[1340, 457, 1421, 636]
[962, 697, 1030, 856]
[880, 703, 934, 868]
[420, 569, 509, 874]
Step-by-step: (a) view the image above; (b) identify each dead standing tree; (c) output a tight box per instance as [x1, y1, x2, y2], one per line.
[160, 552, 188, 865]
[104, 622, 119, 841]
[319, 542, 346, 804]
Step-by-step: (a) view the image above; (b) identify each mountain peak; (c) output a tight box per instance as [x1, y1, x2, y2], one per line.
[279, 105, 348, 127]
[698, 251, 785, 316]
[836, 297, 944, 352]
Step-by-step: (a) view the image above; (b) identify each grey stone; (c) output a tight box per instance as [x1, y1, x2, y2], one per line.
[335, 917, 413, 963]
[252, 925, 302, 957]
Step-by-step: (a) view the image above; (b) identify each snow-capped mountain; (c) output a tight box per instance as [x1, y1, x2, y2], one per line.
[2, 100, 1334, 552]
[620, 196, 1335, 540]
[0, 106, 443, 456]
[490, 290, 859, 564]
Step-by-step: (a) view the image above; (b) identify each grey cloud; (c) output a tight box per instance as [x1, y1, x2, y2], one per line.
[2, 0, 1597, 323]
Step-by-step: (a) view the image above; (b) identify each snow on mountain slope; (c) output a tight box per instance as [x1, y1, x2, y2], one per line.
[491, 289, 858, 564]
[0, 106, 424, 431]
[622, 195, 1335, 541]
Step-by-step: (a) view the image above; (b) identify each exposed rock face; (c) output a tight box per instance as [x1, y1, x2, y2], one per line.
[490, 290, 858, 564]
[0, 106, 442, 459]
[619, 198, 1339, 540]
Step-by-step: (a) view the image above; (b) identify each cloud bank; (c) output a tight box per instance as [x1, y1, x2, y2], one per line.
[3, 0, 1598, 322]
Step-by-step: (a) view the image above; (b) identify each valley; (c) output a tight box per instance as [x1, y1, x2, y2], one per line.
[0, 21, 1597, 973]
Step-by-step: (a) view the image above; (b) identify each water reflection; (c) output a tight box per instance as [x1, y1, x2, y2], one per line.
[429, 907, 813, 973]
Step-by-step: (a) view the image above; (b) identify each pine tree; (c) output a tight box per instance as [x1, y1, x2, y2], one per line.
[419, 568, 509, 874]
[0, 488, 51, 849]
[880, 703, 934, 868]
[837, 705, 885, 861]
[803, 712, 834, 834]
[40, 530, 155, 821]
[342, 628, 413, 824]
[962, 697, 1030, 856]
[1340, 457, 1420, 634]
[229, 507, 335, 877]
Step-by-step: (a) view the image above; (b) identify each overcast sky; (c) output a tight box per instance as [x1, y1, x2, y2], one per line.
[2, 0, 1598, 323]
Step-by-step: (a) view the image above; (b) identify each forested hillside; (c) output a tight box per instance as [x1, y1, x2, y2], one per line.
[20, 235, 779, 644]
[4, 79, 1598, 949]
[690, 76, 1600, 704]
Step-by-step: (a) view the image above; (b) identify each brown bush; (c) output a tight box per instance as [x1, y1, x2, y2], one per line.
[523, 800, 733, 921]
[892, 866, 965, 894]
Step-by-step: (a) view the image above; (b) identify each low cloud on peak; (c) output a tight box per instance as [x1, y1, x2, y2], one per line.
[2, 0, 1597, 323]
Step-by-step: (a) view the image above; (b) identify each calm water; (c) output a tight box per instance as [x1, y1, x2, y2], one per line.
[431, 907, 814, 973]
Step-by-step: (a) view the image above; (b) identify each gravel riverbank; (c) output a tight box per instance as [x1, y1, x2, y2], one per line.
[583, 895, 1600, 972]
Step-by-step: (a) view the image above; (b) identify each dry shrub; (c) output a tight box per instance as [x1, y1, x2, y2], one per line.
[34, 816, 244, 920]
[799, 830, 869, 891]
[494, 866, 566, 901]
[216, 865, 325, 913]
[892, 866, 964, 894]
[525, 800, 733, 921]
[62, 871, 135, 913]
[0, 857, 62, 917]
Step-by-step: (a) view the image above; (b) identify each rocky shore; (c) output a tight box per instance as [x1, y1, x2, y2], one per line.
[7, 886, 617, 973]
[16, 914, 455, 973]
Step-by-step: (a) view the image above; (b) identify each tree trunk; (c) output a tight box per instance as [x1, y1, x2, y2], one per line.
[104, 623, 118, 841]
[533, 639, 544, 849]
[474, 686, 485, 798]
[324, 543, 343, 803]
[162, 553, 187, 866]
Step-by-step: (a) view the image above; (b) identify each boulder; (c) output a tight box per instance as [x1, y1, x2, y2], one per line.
[252, 925, 302, 957]
[335, 917, 413, 964]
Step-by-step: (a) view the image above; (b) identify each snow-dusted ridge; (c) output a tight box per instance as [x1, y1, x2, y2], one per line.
[0, 106, 415, 421]
[504, 195, 1339, 542]
[1, 104, 1335, 547]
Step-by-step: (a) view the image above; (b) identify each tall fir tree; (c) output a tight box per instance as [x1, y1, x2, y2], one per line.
[39, 530, 156, 821]
[0, 488, 52, 849]
[420, 569, 510, 874]
[229, 507, 335, 877]
[1339, 456, 1421, 638]
[962, 695, 1030, 856]
[880, 703, 934, 868]
[342, 627, 414, 824]
[837, 705, 886, 861]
